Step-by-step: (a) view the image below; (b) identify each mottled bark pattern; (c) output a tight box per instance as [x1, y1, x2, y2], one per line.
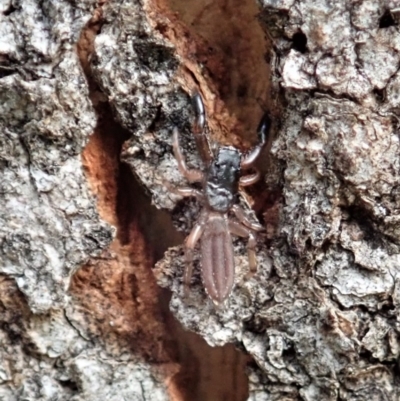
[0, 1, 179, 400]
[251, 0, 400, 400]
[157, 1, 400, 401]
[1, 0, 400, 400]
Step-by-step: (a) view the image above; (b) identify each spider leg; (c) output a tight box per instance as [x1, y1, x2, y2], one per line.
[163, 181, 205, 203]
[228, 220, 258, 279]
[191, 92, 213, 166]
[173, 127, 204, 183]
[192, 92, 206, 133]
[183, 213, 207, 297]
[241, 112, 271, 169]
[230, 204, 263, 232]
[239, 170, 260, 186]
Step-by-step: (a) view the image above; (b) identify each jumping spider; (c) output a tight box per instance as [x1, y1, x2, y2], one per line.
[169, 92, 270, 305]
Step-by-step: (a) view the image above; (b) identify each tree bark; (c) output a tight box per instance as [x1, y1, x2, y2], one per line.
[1, 0, 399, 400]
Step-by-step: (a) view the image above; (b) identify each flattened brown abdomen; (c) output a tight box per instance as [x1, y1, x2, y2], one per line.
[200, 213, 235, 304]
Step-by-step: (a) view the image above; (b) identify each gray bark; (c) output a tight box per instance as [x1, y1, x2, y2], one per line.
[1, 0, 400, 400]
[0, 1, 177, 400]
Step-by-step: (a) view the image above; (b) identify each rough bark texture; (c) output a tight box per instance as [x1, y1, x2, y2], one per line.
[1, 0, 400, 400]
[0, 1, 182, 400]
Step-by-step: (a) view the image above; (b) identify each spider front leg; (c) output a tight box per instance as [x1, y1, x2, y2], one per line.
[229, 220, 258, 279]
[191, 92, 213, 166]
[240, 113, 271, 187]
[173, 127, 204, 183]
[239, 170, 260, 187]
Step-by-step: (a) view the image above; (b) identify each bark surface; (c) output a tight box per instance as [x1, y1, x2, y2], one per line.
[1, 0, 400, 400]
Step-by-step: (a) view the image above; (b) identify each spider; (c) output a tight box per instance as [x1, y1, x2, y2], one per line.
[169, 92, 270, 305]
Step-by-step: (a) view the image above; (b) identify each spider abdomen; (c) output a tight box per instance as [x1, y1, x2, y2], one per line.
[200, 213, 235, 304]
